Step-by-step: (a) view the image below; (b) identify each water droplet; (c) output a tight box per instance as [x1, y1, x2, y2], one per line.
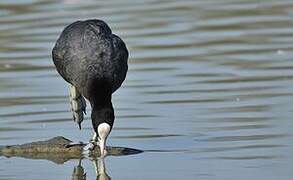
[277, 50, 285, 55]
[4, 64, 11, 68]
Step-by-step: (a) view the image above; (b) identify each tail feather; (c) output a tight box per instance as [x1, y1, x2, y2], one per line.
[69, 85, 87, 129]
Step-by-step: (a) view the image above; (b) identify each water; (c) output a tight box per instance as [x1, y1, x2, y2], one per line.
[0, 0, 293, 179]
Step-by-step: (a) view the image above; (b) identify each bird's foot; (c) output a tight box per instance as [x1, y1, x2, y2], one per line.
[82, 141, 97, 155]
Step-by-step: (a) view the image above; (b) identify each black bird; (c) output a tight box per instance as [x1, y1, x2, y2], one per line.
[52, 19, 128, 156]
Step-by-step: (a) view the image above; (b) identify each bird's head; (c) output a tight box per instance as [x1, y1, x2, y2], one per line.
[91, 104, 114, 157]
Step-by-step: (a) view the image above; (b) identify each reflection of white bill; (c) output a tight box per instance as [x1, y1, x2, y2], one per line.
[72, 158, 110, 180]
[93, 158, 111, 180]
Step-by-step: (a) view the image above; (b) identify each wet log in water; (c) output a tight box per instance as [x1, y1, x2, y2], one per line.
[0, 136, 143, 164]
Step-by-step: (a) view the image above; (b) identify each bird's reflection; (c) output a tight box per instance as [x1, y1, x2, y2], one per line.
[72, 159, 86, 180]
[93, 158, 111, 180]
[72, 158, 110, 180]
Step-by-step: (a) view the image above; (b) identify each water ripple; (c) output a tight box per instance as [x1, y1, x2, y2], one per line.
[0, 0, 293, 179]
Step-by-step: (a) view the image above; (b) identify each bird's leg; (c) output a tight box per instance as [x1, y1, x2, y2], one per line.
[69, 84, 86, 130]
[65, 85, 88, 148]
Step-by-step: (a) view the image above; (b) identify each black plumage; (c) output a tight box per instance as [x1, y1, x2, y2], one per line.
[52, 19, 128, 134]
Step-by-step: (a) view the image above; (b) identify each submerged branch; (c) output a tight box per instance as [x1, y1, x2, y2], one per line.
[0, 136, 142, 164]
